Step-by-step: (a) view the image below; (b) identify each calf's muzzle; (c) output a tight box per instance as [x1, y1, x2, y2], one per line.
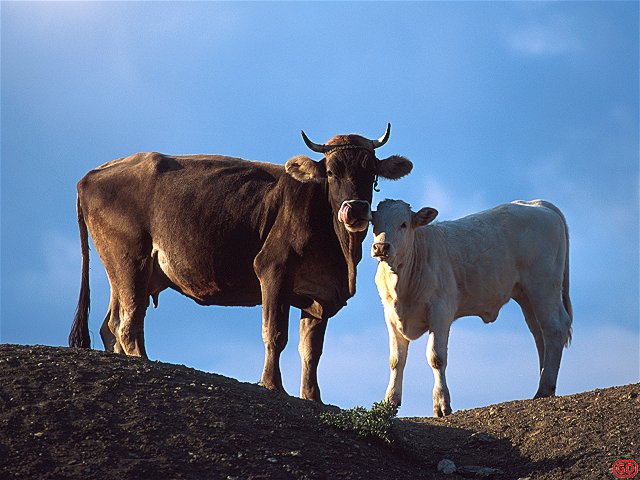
[372, 242, 391, 258]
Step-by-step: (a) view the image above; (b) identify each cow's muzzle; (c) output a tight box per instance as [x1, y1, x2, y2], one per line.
[338, 200, 372, 232]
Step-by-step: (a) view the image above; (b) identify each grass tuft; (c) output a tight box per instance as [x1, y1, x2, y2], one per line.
[320, 401, 398, 445]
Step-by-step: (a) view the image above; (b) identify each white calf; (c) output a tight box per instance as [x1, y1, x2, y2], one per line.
[371, 199, 572, 416]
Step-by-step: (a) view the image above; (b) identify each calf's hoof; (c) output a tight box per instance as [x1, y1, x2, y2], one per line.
[433, 404, 452, 417]
[384, 393, 402, 408]
[433, 388, 452, 417]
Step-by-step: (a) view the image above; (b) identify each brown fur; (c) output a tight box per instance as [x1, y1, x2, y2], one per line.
[70, 133, 412, 402]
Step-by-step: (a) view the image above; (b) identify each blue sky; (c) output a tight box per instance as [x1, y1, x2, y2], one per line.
[2, 1, 638, 417]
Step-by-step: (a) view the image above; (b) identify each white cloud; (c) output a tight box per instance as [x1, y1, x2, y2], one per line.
[1, 230, 101, 345]
[508, 17, 583, 57]
[524, 149, 638, 297]
[14, 232, 81, 308]
[422, 177, 488, 221]
[559, 323, 639, 394]
[13, 2, 105, 31]
[6, 230, 109, 316]
[319, 328, 390, 406]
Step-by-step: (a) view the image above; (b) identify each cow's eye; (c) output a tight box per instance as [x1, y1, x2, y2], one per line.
[400, 222, 407, 229]
[326, 170, 334, 178]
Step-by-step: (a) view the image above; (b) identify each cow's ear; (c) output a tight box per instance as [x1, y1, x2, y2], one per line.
[285, 155, 326, 183]
[413, 207, 438, 227]
[377, 155, 413, 180]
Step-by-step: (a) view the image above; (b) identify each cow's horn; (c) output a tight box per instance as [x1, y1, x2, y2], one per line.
[301, 130, 327, 153]
[371, 123, 391, 149]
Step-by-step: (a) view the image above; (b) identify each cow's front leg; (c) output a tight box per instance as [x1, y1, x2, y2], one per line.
[427, 321, 452, 417]
[299, 314, 328, 402]
[384, 319, 410, 407]
[258, 272, 290, 394]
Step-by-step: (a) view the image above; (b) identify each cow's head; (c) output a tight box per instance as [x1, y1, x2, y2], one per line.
[285, 124, 413, 233]
[371, 199, 438, 266]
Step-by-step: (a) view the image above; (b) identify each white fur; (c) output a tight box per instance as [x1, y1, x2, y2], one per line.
[372, 199, 572, 416]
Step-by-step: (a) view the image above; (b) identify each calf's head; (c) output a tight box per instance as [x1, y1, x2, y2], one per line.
[371, 199, 438, 266]
[285, 124, 413, 233]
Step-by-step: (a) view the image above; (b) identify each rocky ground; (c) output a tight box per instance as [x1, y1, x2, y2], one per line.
[0, 344, 637, 479]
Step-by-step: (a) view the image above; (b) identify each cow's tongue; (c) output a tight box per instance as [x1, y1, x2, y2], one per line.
[339, 203, 351, 224]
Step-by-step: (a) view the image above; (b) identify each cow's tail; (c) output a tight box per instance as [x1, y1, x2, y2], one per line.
[539, 200, 573, 347]
[69, 195, 91, 348]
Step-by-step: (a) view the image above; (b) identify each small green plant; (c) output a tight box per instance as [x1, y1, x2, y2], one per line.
[320, 401, 398, 445]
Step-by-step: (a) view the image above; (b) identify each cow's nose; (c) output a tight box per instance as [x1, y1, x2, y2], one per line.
[347, 200, 370, 217]
[372, 242, 390, 257]
[341, 200, 371, 224]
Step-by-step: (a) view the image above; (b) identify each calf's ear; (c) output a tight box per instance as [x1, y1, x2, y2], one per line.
[285, 155, 326, 183]
[413, 207, 438, 227]
[377, 155, 413, 180]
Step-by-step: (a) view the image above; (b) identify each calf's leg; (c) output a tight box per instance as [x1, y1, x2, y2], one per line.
[528, 290, 571, 398]
[515, 293, 545, 375]
[427, 321, 452, 417]
[298, 314, 327, 402]
[384, 321, 410, 407]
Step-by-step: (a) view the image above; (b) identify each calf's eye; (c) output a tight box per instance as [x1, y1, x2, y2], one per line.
[326, 170, 334, 178]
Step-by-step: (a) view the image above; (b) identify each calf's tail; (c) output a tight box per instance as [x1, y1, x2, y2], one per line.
[540, 200, 573, 346]
[69, 195, 91, 348]
[561, 228, 573, 347]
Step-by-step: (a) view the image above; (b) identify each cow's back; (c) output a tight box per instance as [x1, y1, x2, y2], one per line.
[78, 152, 284, 304]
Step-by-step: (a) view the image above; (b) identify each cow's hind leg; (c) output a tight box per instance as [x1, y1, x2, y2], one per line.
[299, 314, 328, 402]
[107, 252, 153, 359]
[100, 292, 124, 353]
[116, 297, 149, 358]
[527, 286, 571, 398]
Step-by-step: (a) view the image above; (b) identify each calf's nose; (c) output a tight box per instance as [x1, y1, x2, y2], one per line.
[372, 242, 390, 257]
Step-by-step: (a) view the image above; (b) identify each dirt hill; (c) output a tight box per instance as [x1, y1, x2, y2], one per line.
[0, 344, 637, 479]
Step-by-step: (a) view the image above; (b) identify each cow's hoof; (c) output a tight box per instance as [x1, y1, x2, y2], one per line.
[533, 390, 556, 399]
[300, 387, 322, 403]
[259, 381, 288, 396]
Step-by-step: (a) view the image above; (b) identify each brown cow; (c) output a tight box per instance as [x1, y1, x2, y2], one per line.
[70, 125, 413, 402]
